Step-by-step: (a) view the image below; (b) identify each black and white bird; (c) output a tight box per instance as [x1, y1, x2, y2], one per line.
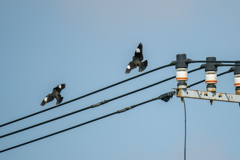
[125, 43, 148, 74]
[40, 84, 66, 106]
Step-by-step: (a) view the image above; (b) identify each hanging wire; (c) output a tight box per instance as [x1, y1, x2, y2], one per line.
[0, 94, 168, 153]
[180, 67, 234, 160]
[187, 60, 239, 63]
[187, 67, 234, 88]
[0, 66, 204, 139]
[0, 67, 235, 153]
[1, 61, 238, 128]
[0, 63, 174, 128]
[182, 98, 187, 160]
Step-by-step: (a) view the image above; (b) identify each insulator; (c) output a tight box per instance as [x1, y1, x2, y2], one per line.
[176, 69, 187, 89]
[177, 81, 187, 89]
[175, 54, 188, 89]
[206, 84, 216, 92]
[176, 70, 188, 81]
[234, 60, 240, 75]
[205, 73, 217, 84]
[234, 76, 240, 87]
[236, 87, 240, 95]
[205, 57, 217, 72]
[205, 71, 217, 92]
[175, 54, 188, 69]
[235, 77, 240, 94]
[205, 57, 218, 92]
[234, 60, 240, 94]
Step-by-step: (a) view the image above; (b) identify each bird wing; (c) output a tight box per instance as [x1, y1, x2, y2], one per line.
[40, 94, 54, 106]
[55, 95, 64, 105]
[125, 61, 137, 74]
[53, 84, 65, 93]
[134, 43, 143, 61]
[138, 60, 148, 72]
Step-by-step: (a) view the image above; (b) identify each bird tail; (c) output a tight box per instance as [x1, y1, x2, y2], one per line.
[40, 101, 46, 106]
[138, 60, 148, 72]
[56, 96, 64, 105]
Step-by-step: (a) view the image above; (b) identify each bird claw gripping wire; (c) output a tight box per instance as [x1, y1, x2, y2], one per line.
[158, 91, 175, 102]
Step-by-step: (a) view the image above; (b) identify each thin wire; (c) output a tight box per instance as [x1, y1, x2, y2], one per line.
[217, 64, 240, 66]
[182, 67, 234, 160]
[0, 97, 159, 153]
[183, 98, 187, 160]
[187, 67, 234, 88]
[191, 60, 238, 63]
[0, 63, 173, 128]
[0, 67, 232, 152]
[0, 66, 203, 139]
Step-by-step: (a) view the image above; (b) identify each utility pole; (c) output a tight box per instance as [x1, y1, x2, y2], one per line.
[174, 56, 240, 105]
[171, 54, 240, 160]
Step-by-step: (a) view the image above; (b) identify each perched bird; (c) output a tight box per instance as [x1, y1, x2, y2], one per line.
[158, 91, 175, 102]
[40, 84, 66, 106]
[125, 43, 148, 74]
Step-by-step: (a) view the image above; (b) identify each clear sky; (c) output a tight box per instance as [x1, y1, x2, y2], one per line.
[0, 0, 240, 159]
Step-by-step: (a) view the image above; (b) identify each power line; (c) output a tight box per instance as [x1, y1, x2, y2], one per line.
[187, 67, 234, 88]
[188, 60, 239, 63]
[0, 63, 173, 128]
[177, 67, 234, 160]
[182, 98, 187, 160]
[0, 66, 204, 139]
[0, 93, 170, 153]
[180, 67, 233, 160]
[216, 64, 240, 67]
[0, 67, 234, 153]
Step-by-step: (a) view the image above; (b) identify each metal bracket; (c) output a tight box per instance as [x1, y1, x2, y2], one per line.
[176, 89, 240, 105]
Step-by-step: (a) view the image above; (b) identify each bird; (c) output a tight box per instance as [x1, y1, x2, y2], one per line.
[40, 84, 66, 106]
[125, 43, 148, 74]
[159, 91, 175, 102]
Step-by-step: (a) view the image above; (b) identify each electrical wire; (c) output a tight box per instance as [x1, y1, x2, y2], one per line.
[182, 98, 187, 160]
[1, 59, 237, 128]
[0, 96, 163, 153]
[189, 60, 238, 63]
[216, 64, 240, 67]
[0, 67, 234, 153]
[0, 66, 204, 139]
[0, 63, 173, 128]
[186, 59, 240, 65]
[180, 67, 234, 160]
[187, 67, 234, 88]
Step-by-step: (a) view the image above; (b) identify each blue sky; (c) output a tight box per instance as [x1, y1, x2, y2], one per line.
[0, 0, 240, 159]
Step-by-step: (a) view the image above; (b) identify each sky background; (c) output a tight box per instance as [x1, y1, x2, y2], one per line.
[0, 0, 240, 159]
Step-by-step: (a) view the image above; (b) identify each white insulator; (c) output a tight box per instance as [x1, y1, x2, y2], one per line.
[205, 71, 216, 74]
[178, 85, 187, 89]
[176, 68, 187, 71]
[176, 71, 188, 81]
[205, 73, 217, 84]
[207, 87, 216, 92]
[234, 77, 240, 87]
[235, 74, 240, 77]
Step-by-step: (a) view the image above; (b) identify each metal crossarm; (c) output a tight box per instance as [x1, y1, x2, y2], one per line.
[176, 89, 240, 105]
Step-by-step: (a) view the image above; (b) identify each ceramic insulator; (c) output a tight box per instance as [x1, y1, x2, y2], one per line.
[234, 77, 240, 87]
[205, 73, 217, 84]
[176, 70, 188, 81]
